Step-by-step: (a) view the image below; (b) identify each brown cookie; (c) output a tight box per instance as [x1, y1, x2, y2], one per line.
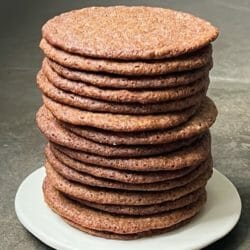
[43, 96, 198, 132]
[46, 57, 212, 89]
[45, 149, 212, 191]
[62, 97, 217, 145]
[36, 105, 201, 158]
[38, 68, 206, 114]
[42, 61, 208, 104]
[45, 161, 212, 205]
[40, 39, 212, 76]
[64, 217, 193, 240]
[43, 178, 207, 234]
[70, 188, 205, 216]
[49, 144, 199, 184]
[42, 6, 218, 60]
[51, 132, 211, 171]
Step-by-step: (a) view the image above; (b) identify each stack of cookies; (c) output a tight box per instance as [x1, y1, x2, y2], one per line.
[36, 6, 219, 239]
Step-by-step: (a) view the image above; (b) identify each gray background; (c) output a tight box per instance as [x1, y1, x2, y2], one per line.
[0, 0, 249, 249]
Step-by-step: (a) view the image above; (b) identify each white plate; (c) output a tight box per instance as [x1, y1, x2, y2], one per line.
[15, 167, 241, 250]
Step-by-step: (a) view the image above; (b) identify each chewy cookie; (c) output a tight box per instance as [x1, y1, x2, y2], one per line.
[38, 68, 206, 113]
[37, 106, 201, 158]
[43, 178, 207, 237]
[45, 149, 212, 191]
[46, 57, 212, 89]
[61, 97, 217, 145]
[40, 39, 212, 76]
[41, 62, 208, 104]
[63, 217, 193, 240]
[73, 188, 206, 216]
[49, 144, 199, 184]
[51, 132, 210, 171]
[43, 95, 198, 132]
[45, 164, 211, 205]
[42, 6, 218, 60]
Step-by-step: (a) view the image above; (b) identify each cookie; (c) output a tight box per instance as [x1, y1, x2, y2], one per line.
[42, 6, 218, 60]
[64, 217, 193, 240]
[46, 57, 212, 89]
[42, 61, 209, 104]
[51, 132, 211, 171]
[45, 160, 212, 205]
[50, 144, 199, 184]
[40, 39, 212, 76]
[38, 68, 206, 113]
[43, 178, 207, 234]
[62, 97, 217, 145]
[37, 106, 201, 158]
[43, 96, 198, 132]
[45, 150, 212, 191]
[69, 188, 205, 215]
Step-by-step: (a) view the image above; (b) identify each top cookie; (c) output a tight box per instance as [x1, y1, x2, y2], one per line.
[42, 6, 218, 60]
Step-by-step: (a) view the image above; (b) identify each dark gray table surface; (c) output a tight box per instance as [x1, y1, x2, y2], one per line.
[0, 0, 249, 249]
